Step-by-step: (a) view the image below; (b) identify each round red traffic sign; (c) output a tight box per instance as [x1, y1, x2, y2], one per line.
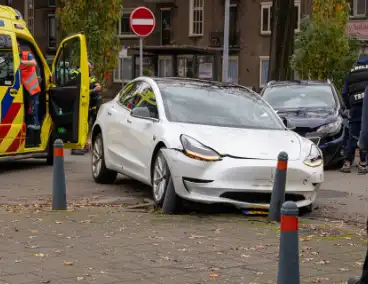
[130, 7, 156, 37]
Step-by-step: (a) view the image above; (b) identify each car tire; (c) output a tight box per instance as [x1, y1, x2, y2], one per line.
[91, 133, 117, 184]
[152, 150, 182, 214]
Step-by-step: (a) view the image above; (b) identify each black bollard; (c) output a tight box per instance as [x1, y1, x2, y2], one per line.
[277, 201, 300, 284]
[268, 151, 288, 222]
[52, 139, 67, 210]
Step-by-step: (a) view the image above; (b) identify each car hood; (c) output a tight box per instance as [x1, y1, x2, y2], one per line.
[275, 108, 338, 129]
[165, 123, 302, 161]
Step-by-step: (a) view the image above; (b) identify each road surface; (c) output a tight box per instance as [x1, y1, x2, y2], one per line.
[0, 153, 366, 223]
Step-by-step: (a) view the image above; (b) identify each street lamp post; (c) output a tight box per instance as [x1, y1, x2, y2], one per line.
[222, 0, 230, 83]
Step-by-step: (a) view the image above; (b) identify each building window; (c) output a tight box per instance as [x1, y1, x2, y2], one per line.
[198, 55, 214, 80]
[259, 56, 269, 87]
[118, 10, 137, 37]
[177, 55, 194, 77]
[260, 1, 301, 35]
[48, 0, 56, 7]
[25, 0, 34, 35]
[229, 56, 239, 84]
[349, 0, 366, 17]
[259, 56, 298, 87]
[114, 56, 133, 83]
[158, 56, 173, 77]
[189, 0, 204, 36]
[48, 14, 56, 49]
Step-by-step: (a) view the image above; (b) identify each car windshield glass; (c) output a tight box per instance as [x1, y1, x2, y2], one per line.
[158, 83, 285, 130]
[262, 85, 336, 109]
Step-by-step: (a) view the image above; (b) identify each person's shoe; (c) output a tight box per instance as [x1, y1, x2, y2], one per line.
[27, 124, 40, 130]
[71, 149, 85, 155]
[357, 164, 367, 175]
[340, 163, 351, 173]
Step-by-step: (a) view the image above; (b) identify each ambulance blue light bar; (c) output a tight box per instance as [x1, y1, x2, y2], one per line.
[0, 20, 4, 27]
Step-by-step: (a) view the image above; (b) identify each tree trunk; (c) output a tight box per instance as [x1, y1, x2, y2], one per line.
[268, 0, 296, 82]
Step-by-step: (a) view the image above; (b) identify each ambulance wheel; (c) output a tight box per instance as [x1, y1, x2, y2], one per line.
[46, 136, 54, 166]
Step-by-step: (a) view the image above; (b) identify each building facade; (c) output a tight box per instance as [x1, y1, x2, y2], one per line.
[111, 0, 308, 93]
[1, 0, 57, 64]
[1, 0, 368, 93]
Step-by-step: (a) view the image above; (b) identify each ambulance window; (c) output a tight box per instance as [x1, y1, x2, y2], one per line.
[0, 35, 14, 86]
[54, 38, 80, 87]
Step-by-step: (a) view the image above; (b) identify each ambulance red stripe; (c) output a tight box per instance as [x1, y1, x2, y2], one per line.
[5, 129, 22, 152]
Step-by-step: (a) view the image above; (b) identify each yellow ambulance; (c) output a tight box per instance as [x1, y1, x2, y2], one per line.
[0, 5, 90, 164]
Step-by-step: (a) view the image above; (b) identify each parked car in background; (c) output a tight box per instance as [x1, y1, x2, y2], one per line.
[91, 77, 324, 213]
[261, 80, 346, 168]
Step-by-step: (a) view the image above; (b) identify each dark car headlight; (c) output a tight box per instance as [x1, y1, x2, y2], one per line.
[316, 116, 342, 136]
[180, 135, 222, 162]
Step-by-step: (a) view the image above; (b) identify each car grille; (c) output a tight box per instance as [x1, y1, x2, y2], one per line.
[220, 192, 305, 204]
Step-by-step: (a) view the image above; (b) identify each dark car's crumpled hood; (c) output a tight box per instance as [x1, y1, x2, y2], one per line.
[276, 108, 338, 131]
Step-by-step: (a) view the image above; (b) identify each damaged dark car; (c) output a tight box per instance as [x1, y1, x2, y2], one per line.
[261, 80, 347, 168]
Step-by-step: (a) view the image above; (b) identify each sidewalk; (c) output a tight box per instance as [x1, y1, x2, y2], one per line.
[0, 205, 366, 284]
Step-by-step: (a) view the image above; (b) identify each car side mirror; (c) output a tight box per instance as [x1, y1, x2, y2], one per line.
[131, 106, 151, 118]
[281, 116, 296, 130]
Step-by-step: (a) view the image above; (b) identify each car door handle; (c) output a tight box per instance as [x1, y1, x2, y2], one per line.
[107, 111, 112, 116]
[127, 119, 132, 123]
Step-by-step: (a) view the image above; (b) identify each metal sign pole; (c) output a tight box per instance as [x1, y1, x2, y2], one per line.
[222, 0, 230, 82]
[139, 37, 143, 77]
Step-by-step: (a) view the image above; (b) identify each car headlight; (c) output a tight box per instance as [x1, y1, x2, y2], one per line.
[316, 116, 342, 136]
[304, 144, 323, 167]
[180, 134, 222, 161]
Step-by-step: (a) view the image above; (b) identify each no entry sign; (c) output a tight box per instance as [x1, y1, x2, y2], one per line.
[130, 7, 156, 37]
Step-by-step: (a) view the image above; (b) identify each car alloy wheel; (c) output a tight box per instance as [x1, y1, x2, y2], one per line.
[152, 152, 169, 204]
[92, 136, 103, 178]
[91, 133, 117, 184]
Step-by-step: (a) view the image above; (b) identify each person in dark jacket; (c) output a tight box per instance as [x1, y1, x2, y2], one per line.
[340, 57, 368, 174]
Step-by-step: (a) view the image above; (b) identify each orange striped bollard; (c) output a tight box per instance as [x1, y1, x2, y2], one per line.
[268, 151, 288, 222]
[277, 201, 300, 284]
[52, 139, 67, 210]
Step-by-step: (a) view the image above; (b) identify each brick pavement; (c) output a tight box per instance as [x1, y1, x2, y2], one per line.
[0, 205, 366, 284]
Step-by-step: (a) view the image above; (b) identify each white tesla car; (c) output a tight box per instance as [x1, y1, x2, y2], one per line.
[91, 77, 324, 213]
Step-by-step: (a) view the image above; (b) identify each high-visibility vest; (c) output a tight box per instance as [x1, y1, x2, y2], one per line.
[20, 51, 41, 96]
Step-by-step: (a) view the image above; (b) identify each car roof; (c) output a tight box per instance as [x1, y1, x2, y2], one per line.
[147, 76, 249, 89]
[265, 80, 331, 88]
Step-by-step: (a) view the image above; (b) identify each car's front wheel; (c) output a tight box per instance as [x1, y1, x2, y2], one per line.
[152, 150, 181, 213]
[92, 133, 117, 184]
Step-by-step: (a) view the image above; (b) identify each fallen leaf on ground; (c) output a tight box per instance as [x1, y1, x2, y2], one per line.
[209, 274, 220, 279]
[15, 260, 22, 263]
[241, 254, 250, 258]
[64, 261, 73, 265]
[77, 277, 84, 281]
[33, 253, 45, 257]
[316, 260, 330, 265]
[338, 268, 350, 272]
[312, 277, 330, 283]
[189, 235, 205, 239]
